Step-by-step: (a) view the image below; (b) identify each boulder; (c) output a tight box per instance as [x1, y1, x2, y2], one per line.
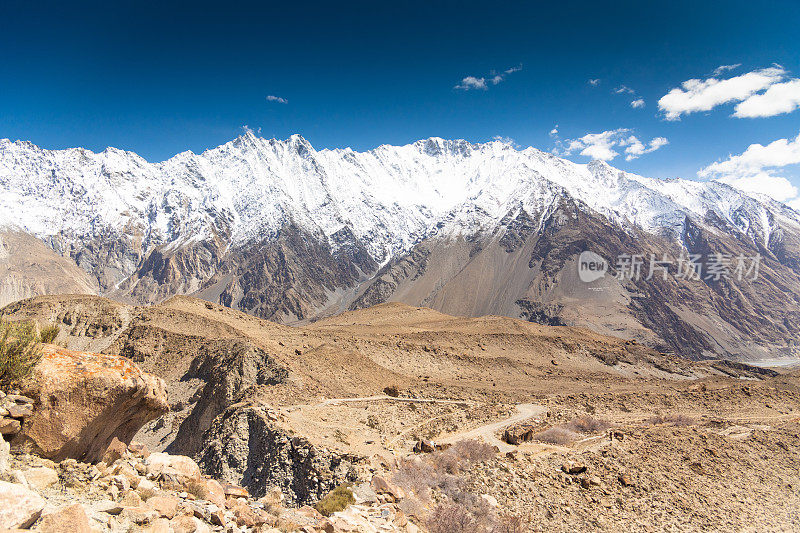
[12, 345, 168, 463]
[186, 477, 226, 507]
[21, 466, 59, 490]
[7, 403, 33, 419]
[101, 437, 128, 465]
[0, 417, 21, 435]
[0, 480, 46, 529]
[371, 476, 405, 502]
[171, 515, 212, 533]
[561, 462, 587, 475]
[146, 494, 180, 519]
[34, 504, 91, 533]
[145, 452, 201, 479]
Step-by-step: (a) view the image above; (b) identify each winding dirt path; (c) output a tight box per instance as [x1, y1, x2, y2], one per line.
[438, 403, 548, 453]
[314, 395, 473, 407]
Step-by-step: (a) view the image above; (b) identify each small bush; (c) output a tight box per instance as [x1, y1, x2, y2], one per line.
[38, 324, 60, 344]
[393, 456, 438, 498]
[427, 503, 477, 533]
[647, 413, 695, 426]
[490, 512, 532, 533]
[314, 484, 355, 517]
[449, 439, 496, 463]
[384, 385, 401, 397]
[564, 415, 611, 434]
[0, 321, 43, 388]
[533, 427, 580, 445]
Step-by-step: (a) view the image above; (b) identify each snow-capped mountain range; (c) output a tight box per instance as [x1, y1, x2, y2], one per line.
[1, 133, 799, 360]
[3, 132, 797, 263]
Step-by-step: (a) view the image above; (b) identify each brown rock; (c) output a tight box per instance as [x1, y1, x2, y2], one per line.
[186, 477, 226, 507]
[232, 501, 258, 527]
[135, 478, 158, 499]
[8, 394, 36, 405]
[146, 452, 201, 480]
[147, 494, 180, 519]
[149, 518, 172, 533]
[128, 442, 150, 458]
[12, 345, 168, 463]
[0, 417, 21, 435]
[120, 490, 143, 508]
[22, 466, 59, 490]
[618, 473, 634, 487]
[371, 476, 405, 501]
[101, 437, 128, 465]
[561, 462, 587, 475]
[209, 509, 226, 527]
[222, 482, 250, 499]
[171, 515, 212, 533]
[94, 500, 124, 515]
[35, 504, 90, 533]
[6, 403, 33, 419]
[0, 480, 45, 529]
[412, 439, 435, 453]
[120, 506, 158, 525]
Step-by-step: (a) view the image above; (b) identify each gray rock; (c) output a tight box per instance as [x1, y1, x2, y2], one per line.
[196, 405, 357, 505]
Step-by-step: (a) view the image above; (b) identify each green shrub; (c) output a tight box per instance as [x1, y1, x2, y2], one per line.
[314, 484, 355, 517]
[38, 324, 60, 344]
[0, 321, 43, 387]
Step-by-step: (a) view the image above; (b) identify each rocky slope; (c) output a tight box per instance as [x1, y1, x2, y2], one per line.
[0, 229, 97, 308]
[1, 134, 799, 360]
[0, 295, 785, 507]
[4, 296, 800, 531]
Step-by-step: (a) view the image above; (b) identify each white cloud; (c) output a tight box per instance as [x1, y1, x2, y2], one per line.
[698, 132, 800, 206]
[733, 79, 800, 118]
[558, 129, 668, 162]
[658, 66, 791, 120]
[266, 95, 288, 104]
[630, 98, 645, 109]
[241, 125, 262, 135]
[712, 63, 741, 76]
[588, 78, 600, 86]
[614, 85, 635, 95]
[455, 65, 521, 91]
[492, 135, 518, 147]
[549, 125, 559, 137]
[621, 135, 668, 161]
[454, 76, 487, 90]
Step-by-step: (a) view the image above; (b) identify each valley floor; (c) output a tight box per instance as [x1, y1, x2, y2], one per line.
[2, 295, 799, 531]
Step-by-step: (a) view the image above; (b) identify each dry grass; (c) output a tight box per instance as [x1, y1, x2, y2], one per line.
[533, 426, 580, 445]
[395, 440, 526, 532]
[490, 512, 533, 533]
[427, 502, 478, 533]
[38, 324, 60, 344]
[647, 413, 696, 426]
[564, 415, 611, 434]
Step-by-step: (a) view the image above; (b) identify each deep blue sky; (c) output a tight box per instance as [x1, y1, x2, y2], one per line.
[1, 0, 799, 195]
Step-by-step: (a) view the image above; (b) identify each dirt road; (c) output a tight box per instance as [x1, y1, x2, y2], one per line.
[439, 403, 548, 453]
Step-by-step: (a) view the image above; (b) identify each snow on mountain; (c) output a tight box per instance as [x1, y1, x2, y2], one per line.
[1, 133, 796, 266]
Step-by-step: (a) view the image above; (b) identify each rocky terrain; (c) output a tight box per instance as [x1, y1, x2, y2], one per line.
[1, 295, 799, 531]
[1, 135, 799, 360]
